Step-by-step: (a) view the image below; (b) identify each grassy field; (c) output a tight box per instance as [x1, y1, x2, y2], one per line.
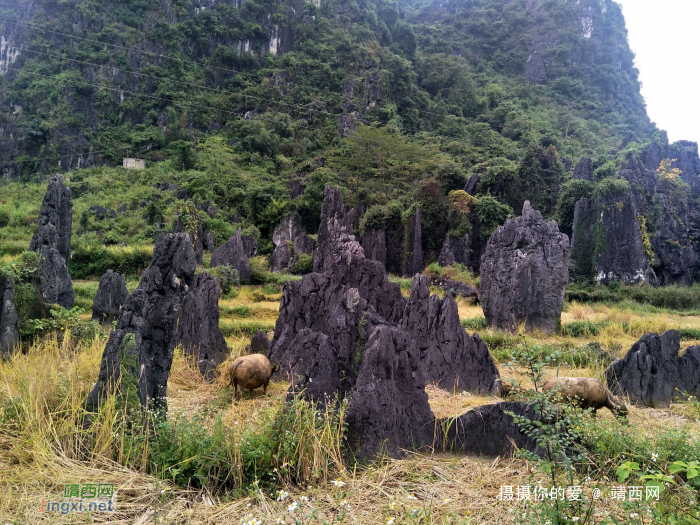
[1, 280, 700, 524]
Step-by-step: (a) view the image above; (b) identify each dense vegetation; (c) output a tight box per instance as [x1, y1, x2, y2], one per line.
[0, 0, 667, 275]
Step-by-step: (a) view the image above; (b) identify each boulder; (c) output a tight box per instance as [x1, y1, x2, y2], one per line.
[241, 235, 258, 258]
[480, 201, 570, 334]
[361, 229, 386, 268]
[402, 275, 500, 394]
[86, 233, 197, 413]
[37, 245, 74, 308]
[430, 277, 479, 302]
[313, 186, 355, 273]
[403, 207, 423, 277]
[0, 275, 19, 355]
[30, 173, 72, 263]
[250, 329, 270, 356]
[438, 234, 470, 268]
[271, 212, 314, 272]
[203, 231, 216, 252]
[606, 330, 700, 408]
[92, 270, 129, 324]
[210, 229, 252, 283]
[177, 272, 228, 378]
[438, 402, 542, 457]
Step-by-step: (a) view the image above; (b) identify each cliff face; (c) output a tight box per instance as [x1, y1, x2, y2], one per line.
[570, 136, 700, 286]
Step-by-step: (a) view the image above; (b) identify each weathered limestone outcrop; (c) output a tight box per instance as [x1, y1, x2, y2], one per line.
[177, 272, 228, 378]
[438, 402, 542, 457]
[30, 174, 74, 308]
[30, 174, 72, 263]
[241, 235, 258, 258]
[571, 193, 655, 285]
[402, 276, 500, 394]
[572, 157, 593, 181]
[92, 270, 129, 324]
[313, 186, 355, 273]
[250, 329, 270, 356]
[270, 213, 314, 273]
[438, 234, 470, 268]
[361, 229, 386, 268]
[210, 229, 252, 283]
[480, 201, 569, 334]
[271, 187, 501, 459]
[606, 330, 700, 408]
[86, 233, 197, 412]
[403, 207, 423, 277]
[0, 275, 19, 355]
[430, 277, 479, 302]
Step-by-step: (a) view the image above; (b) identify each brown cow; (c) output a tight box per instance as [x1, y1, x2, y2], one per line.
[544, 376, 628, 421]
[228, 353, 280, 400]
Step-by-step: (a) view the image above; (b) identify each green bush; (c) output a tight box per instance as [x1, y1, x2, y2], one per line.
[290, 253, 313, 275]
[69, 243, 153, 279]
[461, 317, 487, 331]
[206, 265, 239, 295]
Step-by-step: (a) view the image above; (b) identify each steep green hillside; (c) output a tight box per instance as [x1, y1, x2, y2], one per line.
[2, 0, 698, 282]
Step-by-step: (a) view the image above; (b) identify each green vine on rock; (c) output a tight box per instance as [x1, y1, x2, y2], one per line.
[637, 214, 655, 264]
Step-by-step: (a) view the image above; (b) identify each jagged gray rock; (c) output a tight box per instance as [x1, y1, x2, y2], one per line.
[438, 402, 543, 457]
[571, 194, 655, 285]
[313, 186, 355, 273]
[30, 173, 72, 263]
[270, 212, 314, 273]
[403, 207, 423, 277]
[402, 275, 500, 393]
[37, 246, 75, 308]
[92, 270, 129, 324]
[606, 330, 700, 408]
[86, 233, 197, 412]
[250, 329, 270, 356]
[30, 174, 74, 308]
[210, 229, 252, 283]
[438, 234, 470, 268]
[241, 235, 258, 258]
[0, 275, 19, 355]
[572, 157, 593, 181]
[480, 201, 570, 334]
[177, 272, 228, 378]
[361, 229, 386, 268]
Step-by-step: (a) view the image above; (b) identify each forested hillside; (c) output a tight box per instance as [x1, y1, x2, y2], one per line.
[1, 0, 699, 284]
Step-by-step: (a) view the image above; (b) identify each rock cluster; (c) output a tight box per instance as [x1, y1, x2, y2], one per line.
[210, 229, 252, 283]
[606, 330, 700, 408]
[241, 235, 258, 258]
[270, 186, 500, 459]
[480, 201, 570, 334]
[86, 233, 197, 412]
[30, 174, 74, 308]
[177, 272, 228, 378]
[270, 212, 314, 273]
[438, 234, 471, 268]
[92, 270, 129, 324]
[0, 275, 19, 355]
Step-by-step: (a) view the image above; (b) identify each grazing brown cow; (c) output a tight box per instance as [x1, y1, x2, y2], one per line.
[228, 353, 279, 400]
[544, 376, 628, 421]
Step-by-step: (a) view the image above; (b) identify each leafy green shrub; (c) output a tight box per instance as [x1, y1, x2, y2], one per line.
[0, 208, 9, 228]
[206, 265, 239, 295]
[474, 195, 513, 241]
[290, 253, 313, 275]
[27, 305, 101, 346]
[561, 320, 609, 337]
[69, 242, 153, 279]
[461, 317, 487, 331]
[680, 328, 700, 341]
[596, 177, 630, 197]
